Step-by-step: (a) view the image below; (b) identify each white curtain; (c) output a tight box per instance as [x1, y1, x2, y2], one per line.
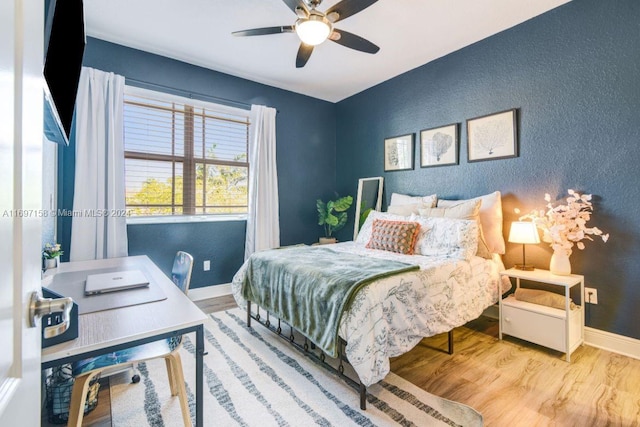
[244, 105, 280, 260]
[70, 67, 128, 261]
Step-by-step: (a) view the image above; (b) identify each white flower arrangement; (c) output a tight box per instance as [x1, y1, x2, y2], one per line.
[517, 189, 609, 256]
[43, 242, 63, 259]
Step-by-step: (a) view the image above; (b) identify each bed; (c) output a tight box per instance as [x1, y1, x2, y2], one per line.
[231, 191, 508, 407]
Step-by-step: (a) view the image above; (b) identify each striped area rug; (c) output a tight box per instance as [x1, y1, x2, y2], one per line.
[110, 308, 483, 426]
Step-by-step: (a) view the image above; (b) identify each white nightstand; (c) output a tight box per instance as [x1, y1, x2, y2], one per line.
[499, 268, 584, 362]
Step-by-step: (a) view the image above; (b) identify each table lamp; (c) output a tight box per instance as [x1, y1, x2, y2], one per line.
[508, 221, 540, 270]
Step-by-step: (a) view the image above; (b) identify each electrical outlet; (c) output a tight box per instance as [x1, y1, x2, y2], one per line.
[203, 260, 210, 271]
[585, 287, 598, 304]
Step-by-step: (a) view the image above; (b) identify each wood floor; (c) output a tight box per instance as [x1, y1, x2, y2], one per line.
[390, 316, 640, 426]
[193, 293, 237, 314]
[202, 296, 640, 427]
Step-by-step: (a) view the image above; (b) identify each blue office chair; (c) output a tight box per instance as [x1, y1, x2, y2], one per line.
[66, 251, 195, 427]
[171, 251, 194, 295]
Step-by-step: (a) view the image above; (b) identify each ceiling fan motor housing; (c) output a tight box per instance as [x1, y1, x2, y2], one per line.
[305, 0, 323, 8]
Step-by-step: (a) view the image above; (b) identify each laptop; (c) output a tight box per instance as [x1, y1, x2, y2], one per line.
[84, 270, 150, 295]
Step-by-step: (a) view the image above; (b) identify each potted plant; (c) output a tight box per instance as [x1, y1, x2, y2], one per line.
[317, 195, 353, 244]
[43, 242, 63, 270]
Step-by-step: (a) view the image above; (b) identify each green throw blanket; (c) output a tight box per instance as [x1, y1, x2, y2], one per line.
[242, 246, 419, 358]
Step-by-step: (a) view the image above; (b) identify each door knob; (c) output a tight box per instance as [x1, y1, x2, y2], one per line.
[29, 291, 74, 338]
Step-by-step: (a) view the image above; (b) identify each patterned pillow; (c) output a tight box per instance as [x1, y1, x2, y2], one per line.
[409, 215, 479, 260]
[437, 191, 504, 254]
[366, 219, 421, 254]
[417, 199, 491, 259]
[356, 210, 410, 245]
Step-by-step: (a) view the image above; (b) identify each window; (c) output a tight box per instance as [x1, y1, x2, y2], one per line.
[123, 86, 249, 218]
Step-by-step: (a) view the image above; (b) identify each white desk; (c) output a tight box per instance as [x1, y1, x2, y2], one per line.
[41, 255, 208, 426]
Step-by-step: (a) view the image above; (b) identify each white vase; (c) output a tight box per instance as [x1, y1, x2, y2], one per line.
[549, 250, 571, 275]
[44, 257, 58, 270]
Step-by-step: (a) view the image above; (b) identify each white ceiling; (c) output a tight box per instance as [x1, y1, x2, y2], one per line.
[84, 0, 570, 103]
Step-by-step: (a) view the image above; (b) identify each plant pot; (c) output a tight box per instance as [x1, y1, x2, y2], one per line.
[318, 237, 337, 245]
[44, 257, 58, 270]
[549, 250, 571, 275]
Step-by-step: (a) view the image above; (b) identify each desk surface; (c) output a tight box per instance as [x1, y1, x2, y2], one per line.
[42, 255, 208, 365]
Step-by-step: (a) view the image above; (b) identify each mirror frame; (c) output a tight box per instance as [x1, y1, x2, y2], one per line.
[353, 177, 384, 240]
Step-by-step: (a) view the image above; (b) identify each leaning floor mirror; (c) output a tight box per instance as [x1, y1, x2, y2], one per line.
[353, 177, 384, 240]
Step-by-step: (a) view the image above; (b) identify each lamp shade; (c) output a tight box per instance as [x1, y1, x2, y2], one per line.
[508, 221, 540, 244]
[296, 14, 332, 46]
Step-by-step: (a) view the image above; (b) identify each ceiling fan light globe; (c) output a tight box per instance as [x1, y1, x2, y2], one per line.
[295, 16, 332, 46]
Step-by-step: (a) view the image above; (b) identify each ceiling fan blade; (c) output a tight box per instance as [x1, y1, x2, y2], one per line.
[282, 0, 309, 17]
[325, 0, 378, 23]
[296, 43, 314, 68]
[232, 26, 295, 37]
[329, 29, 379, 54]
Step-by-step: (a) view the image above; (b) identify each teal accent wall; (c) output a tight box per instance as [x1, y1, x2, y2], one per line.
[335, 0, 640, 338]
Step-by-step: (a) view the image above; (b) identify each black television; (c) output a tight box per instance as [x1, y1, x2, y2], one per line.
[43, 0, 85, 145]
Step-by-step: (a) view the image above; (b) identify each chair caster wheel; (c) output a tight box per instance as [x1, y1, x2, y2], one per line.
[131, 374, 141, 383]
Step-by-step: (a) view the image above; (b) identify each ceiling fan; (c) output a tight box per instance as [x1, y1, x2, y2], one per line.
[232, 0, 380, 68]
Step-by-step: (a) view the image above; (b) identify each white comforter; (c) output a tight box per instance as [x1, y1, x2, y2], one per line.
[231, 242, 505, 386]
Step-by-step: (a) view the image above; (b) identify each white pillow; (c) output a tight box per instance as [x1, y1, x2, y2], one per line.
[437, 191, 504, 254]
[389, 193, 437, 208]
[387, 203, 433, 216]
[355, 210, 409, 246]
[410, 215, 479, 260]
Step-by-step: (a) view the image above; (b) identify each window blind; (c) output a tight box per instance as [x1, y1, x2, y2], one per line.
[123, 87, 249, 217]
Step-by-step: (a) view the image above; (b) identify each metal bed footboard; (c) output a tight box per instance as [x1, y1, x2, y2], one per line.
[246, 300, 368, 409]
[245, 300, 455, 410]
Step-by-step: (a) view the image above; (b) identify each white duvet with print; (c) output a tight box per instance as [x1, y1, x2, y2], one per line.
[231, 242, 504, 387]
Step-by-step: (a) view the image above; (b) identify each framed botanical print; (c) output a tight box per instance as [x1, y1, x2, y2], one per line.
[467, 109, 518, 162]
[420, 123, 459, 168]
[384, 133, 414, 171]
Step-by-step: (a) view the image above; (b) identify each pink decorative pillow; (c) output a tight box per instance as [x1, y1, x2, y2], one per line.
[366, 219, 421, 254]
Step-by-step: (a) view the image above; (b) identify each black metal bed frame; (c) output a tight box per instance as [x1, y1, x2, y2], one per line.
[246, 300, 454, 410]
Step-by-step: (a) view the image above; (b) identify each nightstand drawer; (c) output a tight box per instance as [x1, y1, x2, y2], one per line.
[501, 303, 566, 351]
[499, 269, 585, 361]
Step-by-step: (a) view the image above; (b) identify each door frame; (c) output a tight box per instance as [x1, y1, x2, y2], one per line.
[0, 0, 45, 425]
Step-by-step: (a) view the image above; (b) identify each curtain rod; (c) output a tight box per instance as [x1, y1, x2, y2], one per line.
[125, 78, 253, 111]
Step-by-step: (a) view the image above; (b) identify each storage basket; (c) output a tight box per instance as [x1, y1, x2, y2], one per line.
[45, 364, 100, 424]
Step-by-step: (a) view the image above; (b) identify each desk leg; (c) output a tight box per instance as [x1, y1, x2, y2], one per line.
[196, 324, 204, 427]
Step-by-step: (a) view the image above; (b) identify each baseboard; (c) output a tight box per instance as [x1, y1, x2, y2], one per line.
[584, 327, 640, 360]
[189, 283, 232, 301]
